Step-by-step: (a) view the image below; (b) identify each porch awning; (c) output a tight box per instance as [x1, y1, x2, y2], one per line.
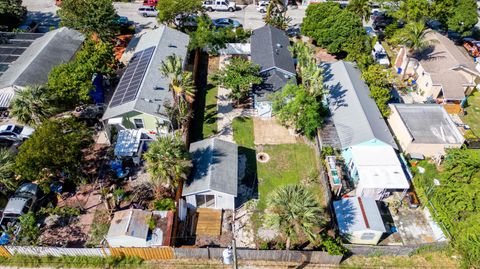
[114, 129, 142, 157]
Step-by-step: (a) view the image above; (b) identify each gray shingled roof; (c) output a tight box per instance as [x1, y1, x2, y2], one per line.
[323, 61, 397, 149]
[253, 69, 296, 102]
[334, 197, 386, 234]
[0, 27, 84, 89]
[102, 26, 190, 120]
[390, 103, 464, 144]
[183, 138, 238, 196]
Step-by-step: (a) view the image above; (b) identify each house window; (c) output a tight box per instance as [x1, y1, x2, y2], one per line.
[134, 119, 144, 129]
[360, 232, 376, 240]
[196, 195, 215, 208]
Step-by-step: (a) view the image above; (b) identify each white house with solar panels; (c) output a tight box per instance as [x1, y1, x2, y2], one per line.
[102, 26, 190, 139]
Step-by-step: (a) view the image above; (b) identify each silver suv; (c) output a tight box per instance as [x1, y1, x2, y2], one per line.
[137, 6, 159, 17]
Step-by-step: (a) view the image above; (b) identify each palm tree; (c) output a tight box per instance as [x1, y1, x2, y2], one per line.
[179, 71, 196, 104]
[347, 0, 372, 22]
[10, 85, 56, 126]
[394, 21, 433, 79]
[264, 0, 291, 30]
[265, 184, 324, 249]
[143, 135, 191, 199]
[0, 149, 16, 192]
[160, 54, 183, 104]
[301, 62, 326, 97]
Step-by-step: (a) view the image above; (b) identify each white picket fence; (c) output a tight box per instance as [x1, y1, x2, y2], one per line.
[4, 246, 109, 257]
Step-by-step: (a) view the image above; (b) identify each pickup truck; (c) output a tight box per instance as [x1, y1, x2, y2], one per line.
[203, 0, 236, 12]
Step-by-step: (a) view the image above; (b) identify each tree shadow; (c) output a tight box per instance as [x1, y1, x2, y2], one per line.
[189, 52, 209, 142]
[235, 146, 259, 207]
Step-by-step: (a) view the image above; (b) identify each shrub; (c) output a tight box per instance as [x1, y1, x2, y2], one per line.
[153, 198, 176, 211]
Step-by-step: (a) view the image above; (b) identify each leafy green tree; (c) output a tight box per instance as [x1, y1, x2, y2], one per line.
[264, 0, 291, 30]
[393, 21, 432, 79]
[272, 84, 324, 139]
[302, 2, 367, 55]
[362, 64, 393, 116]
[369, 85, 391, 117]
[290, 41, 326, 97]
[156, 0, 203, 28]
[446, 0, 477, 36]
[188, 16, 227, 53]
[211, 57, 262, 104]
[266, 184, 324, 249]
[347, 0, 371, 21]
[10, 85, 57, 127]
[144, 135, 191, 198]
[154, 198, 176, 211]
[343, 34, 373, 70]
[48, 38, 116, 107]
[0, 149, 17, 192]
[15, 212, 39, 245]
[393, 0, 430, 22]
[0, 0, 26, 30]
[14, 118, 92, 182]
[57, 0, 117, 40]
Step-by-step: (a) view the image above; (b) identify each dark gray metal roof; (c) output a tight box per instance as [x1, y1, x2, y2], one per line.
[323, 61, 397, 149]
[0, 32, 45, 77]
[251, 25, 295, 75]
[253, 69, 296, 102]
[183, 138, 238, 196]
[102, 26, 190, 121]
[390, 104, 464, 144]
[334, 197, 386, 234]
[0, 28, 84, 89]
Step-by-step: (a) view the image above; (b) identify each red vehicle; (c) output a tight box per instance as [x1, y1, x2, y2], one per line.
[463, 38, 480, 58]
[143, 0, 157, 7]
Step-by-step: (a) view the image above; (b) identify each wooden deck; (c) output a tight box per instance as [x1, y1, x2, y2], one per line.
[195, 208, 222, 236]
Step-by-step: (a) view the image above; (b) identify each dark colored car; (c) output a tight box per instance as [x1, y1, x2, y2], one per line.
[286, 23, 301, 38]
[372, 15, 394, 31]
[212, 18, 242, 28]
[0, 184, 43, 226]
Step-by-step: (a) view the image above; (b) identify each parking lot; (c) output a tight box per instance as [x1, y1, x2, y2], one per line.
[22, 0, 305, 32]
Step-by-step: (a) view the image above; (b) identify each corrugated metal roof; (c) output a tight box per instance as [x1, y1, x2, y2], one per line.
[323, 61, 397, 149]
[0, 87, 14, 108]
[114, 129, 142, 157]
[107, 209, 151, 240]
[102, 26, 190, 121]
[391, 103, 465, 145]
[183, 138, 238, 196]
[334, 197, 386, 234]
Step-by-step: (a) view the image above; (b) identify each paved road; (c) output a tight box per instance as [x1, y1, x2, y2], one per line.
[22, 0, 305, 32]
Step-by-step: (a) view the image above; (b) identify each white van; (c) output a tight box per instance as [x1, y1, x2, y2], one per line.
[372, 42, 390, 66]
[203, 0, 236, 12]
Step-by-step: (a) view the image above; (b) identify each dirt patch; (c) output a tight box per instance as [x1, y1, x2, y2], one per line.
[208, 56, 220, 73]
[253, 117, 298, 145]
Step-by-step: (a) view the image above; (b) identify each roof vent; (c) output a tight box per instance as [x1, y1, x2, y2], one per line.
[153, 86, 165, 90]
[168, 43, 177, 48]
[276, 43, 282, 48]
[142, 98, 152, 103]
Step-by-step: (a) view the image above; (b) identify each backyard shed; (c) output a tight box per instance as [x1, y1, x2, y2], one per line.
[388, 104, 464, 157]
[334, 197, 386, 245]
[106, 209, 173, 248]
[183, 138, 238, 210]
[0, 28, 84, 109]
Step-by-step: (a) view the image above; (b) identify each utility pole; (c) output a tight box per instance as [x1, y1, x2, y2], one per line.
[232, 239, 238, 269]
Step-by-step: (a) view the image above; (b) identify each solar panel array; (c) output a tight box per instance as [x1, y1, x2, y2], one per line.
[109, 46, 155, 108]
[0, 32, 44, 76]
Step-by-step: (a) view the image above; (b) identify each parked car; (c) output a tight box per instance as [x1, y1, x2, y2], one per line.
[364, 26, 376, 38]
[174, 14, 199, 28]
[286, 23, 301, 38]
[0, 184, 42, 226]
[463, 38, 480, 57]
[212, 18, 242, 28]
[203, 0, 236, 12]
[114, 16, 134, 27]
[0, 124, 34, 141]
[257, 0, 269, 13]
[137, 6, 158, 17]
[372, 15, 394, 31]
[370, 10, 385, 22]
[372, 41, 390, 66]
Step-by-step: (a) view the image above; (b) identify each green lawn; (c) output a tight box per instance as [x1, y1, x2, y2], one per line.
[257, 144, 319, 210]
[232, 117, 321, 210]
[463, 91, 480, 136]
[202, 86, 218, 138]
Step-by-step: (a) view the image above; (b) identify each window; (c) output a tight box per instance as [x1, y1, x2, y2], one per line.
[360, 232, 376, 240]
[196, 194, 215, 208]
[134, 119, 144, 129]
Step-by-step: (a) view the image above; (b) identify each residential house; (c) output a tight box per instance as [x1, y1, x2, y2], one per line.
[251, 25, 296, 118]
[183, 138, 238, 210]
[323, 61, 410, 200]
[105, 209, 174, 248]
[398, 31, 479, 106]
[0, 28, 84, 109]
[388, 104, 464, 157]
[102, 25, 189, 139]
[334, 197, 386, 245]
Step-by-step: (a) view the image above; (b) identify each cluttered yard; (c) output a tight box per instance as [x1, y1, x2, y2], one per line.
[462, 91, 480, 136]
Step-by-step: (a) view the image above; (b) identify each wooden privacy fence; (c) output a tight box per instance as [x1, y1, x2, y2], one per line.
[109, 247, 174, 260]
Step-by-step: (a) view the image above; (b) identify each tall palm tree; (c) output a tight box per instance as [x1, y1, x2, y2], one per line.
[264, 0, 291, 30]
[10, 85, 56, 126]
[301, 62, 326, 97]
[347, 0, 372, 22]
[179, 71, 196, 104]
[266, 184, 324, 249]
[160, 54, 183, 104]
[394, 21, 433, 79]
[144, 134, 191, 199]
[0, 148, 16, 192]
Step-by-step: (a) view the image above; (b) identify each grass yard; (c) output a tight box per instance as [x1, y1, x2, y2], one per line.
[202, 86, 218, 138]
[342, 251, 459, 268]
[233, 117, 255, 149]
[256, 144, 320, 210]
[462, 91, 480, 135]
